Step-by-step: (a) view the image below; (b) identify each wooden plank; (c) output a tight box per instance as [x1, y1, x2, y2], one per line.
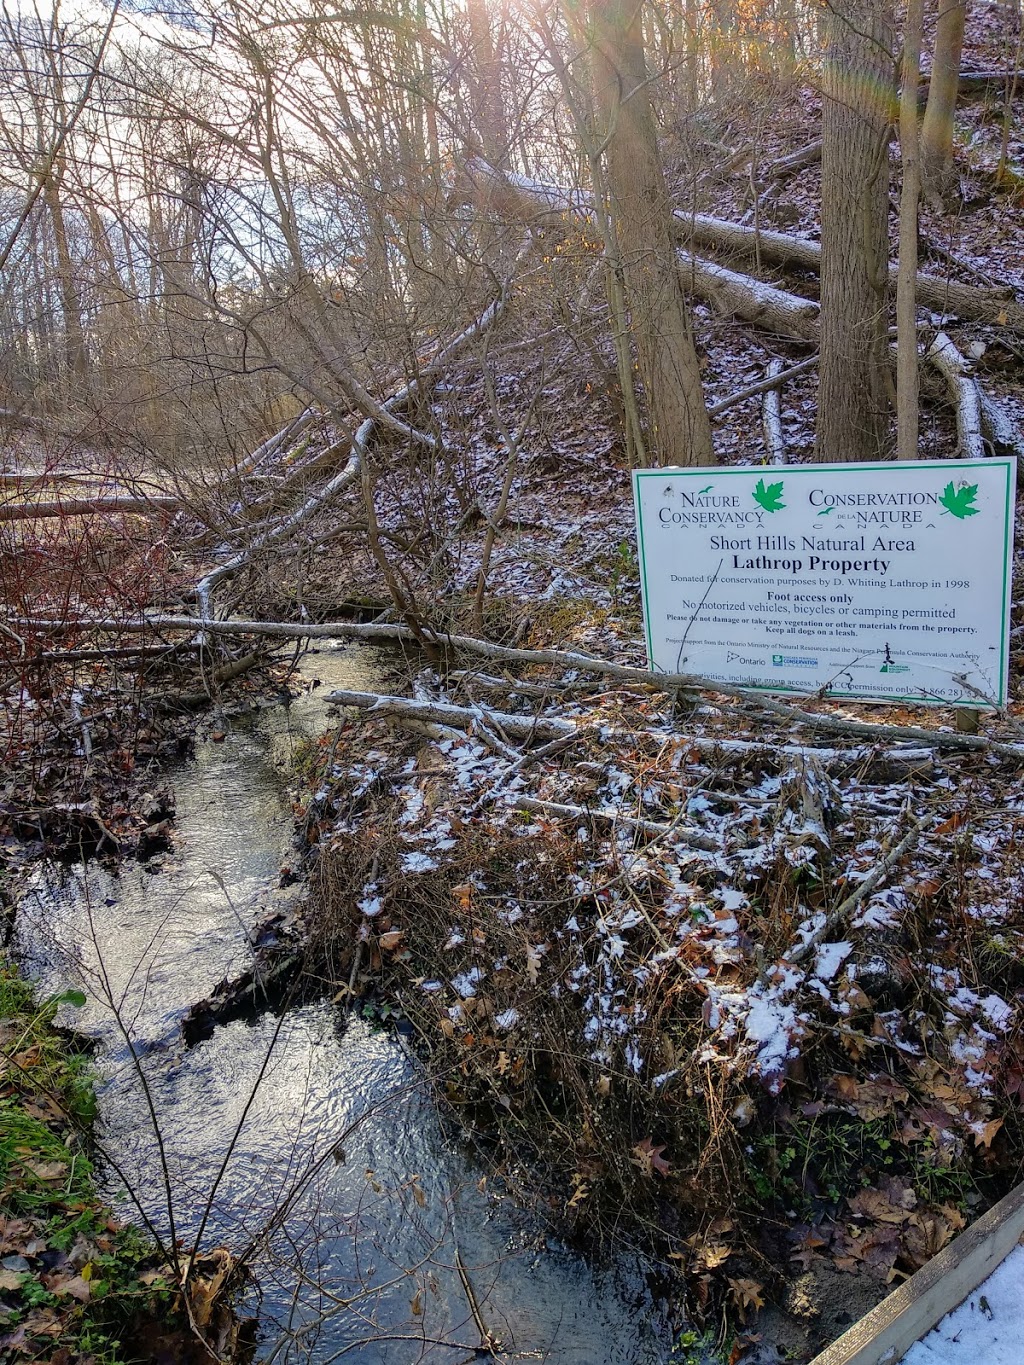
[807, 1180, 1024, 1365]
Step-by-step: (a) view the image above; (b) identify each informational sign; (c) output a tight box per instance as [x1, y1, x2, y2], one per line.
[633, 458, 1016, 707]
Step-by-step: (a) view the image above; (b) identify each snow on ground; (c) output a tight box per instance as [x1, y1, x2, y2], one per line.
[899, 1243, 1024, 1365]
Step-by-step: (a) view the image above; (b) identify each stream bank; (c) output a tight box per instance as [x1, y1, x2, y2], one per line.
[9, 642, 677, 1364]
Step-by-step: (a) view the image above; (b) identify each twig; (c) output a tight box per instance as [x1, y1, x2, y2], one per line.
[510, 794, 719, 851]
[784, 810, 936, 968]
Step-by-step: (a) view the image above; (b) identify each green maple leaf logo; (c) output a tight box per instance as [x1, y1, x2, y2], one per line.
[939, 482, 980, 519]
[753, 478, 785, 513]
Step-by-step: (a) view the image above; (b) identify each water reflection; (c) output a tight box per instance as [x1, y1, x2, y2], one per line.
[16, 644, 671, 1363]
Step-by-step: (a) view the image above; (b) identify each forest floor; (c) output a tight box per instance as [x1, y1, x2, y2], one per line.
[2, 19, 1024, 1365]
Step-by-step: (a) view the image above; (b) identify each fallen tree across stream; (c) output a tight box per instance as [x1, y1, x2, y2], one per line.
[13, 612, 1024, 762]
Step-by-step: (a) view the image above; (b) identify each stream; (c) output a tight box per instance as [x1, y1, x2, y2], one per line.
[15, 644, 674, 1363]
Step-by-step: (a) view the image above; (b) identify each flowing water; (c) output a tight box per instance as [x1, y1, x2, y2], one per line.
[16, 644, 673, 1364]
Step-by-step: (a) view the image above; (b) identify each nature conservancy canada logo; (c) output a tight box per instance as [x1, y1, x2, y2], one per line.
[752, 478, 785, 513]
[939, 481, 979, 519]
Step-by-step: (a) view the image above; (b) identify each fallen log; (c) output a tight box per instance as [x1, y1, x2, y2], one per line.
[678, 251, 819, 341]
[0, 494, 180, 523]
[945, 68, 1024, 93]
[927, 332, 985, 457]
[457, 158, 820, 340]
[707, 355, 819, 419]
[18, 613, 1024, 761]
[676, 213, 1023, 328]
[329, 686, 937, 772]
[458, 160, 1022, 331]
[510, 795, 719, 850]
[761, 359, 787, 461]
[979, 391, 1024, 467]
[763, 139, 823, 179]
[325, 687, 574, 742]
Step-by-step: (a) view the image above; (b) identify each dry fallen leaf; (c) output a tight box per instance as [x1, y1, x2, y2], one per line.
[21, 1159, 68, 1182]
[728, 1276, 765, 1320]
[973, 1117, 1004, 1149]
[43, 1273, 91, 1303]
[188, 1247, 234, 1329]
[698, 1243, 733, 1270]
[631, 1136, 671, 1178]
[526, 946, 542, 985]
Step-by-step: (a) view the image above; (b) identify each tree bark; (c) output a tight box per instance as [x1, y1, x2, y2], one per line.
[466, 0, 507, 164]
[816, 0, 894, 461]
[43, 160, 89, 390]
[588, 0, 714, 465]
[921, 0, 968, 206]
[897, 0, 924, 460]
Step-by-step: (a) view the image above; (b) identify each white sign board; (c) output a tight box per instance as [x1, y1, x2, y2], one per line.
[633, 458, 1016, 707]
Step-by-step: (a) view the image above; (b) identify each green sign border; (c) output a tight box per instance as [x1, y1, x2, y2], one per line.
[632, 458, 1016, 708]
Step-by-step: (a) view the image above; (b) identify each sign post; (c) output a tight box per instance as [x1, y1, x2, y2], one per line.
[632, 458, 1016, 707]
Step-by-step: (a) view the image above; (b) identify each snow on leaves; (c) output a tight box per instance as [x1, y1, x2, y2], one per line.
[316, 655, 1024, 1303]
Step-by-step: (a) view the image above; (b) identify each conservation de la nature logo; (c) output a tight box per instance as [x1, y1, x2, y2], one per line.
[746, 477, 981, 521]
[939, 482, 979, 519]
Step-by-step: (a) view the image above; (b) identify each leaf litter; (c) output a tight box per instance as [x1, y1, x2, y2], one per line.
[300, 609, 1024, 1347]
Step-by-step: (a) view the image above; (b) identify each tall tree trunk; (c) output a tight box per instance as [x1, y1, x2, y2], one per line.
[588, 0, 713, 466]
[467, 0, 507, 165]
[816, 0, 894, 462]
[43, 160, 89, 389]
[921, 0, 967, 206]
[897, 0, 924, 459]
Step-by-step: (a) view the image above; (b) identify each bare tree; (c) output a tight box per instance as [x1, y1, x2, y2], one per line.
[816, 0, 894, 461]
[897, 0, 924, 459]
[921, 0, 968, 207]
[586, 0, 714, 466]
